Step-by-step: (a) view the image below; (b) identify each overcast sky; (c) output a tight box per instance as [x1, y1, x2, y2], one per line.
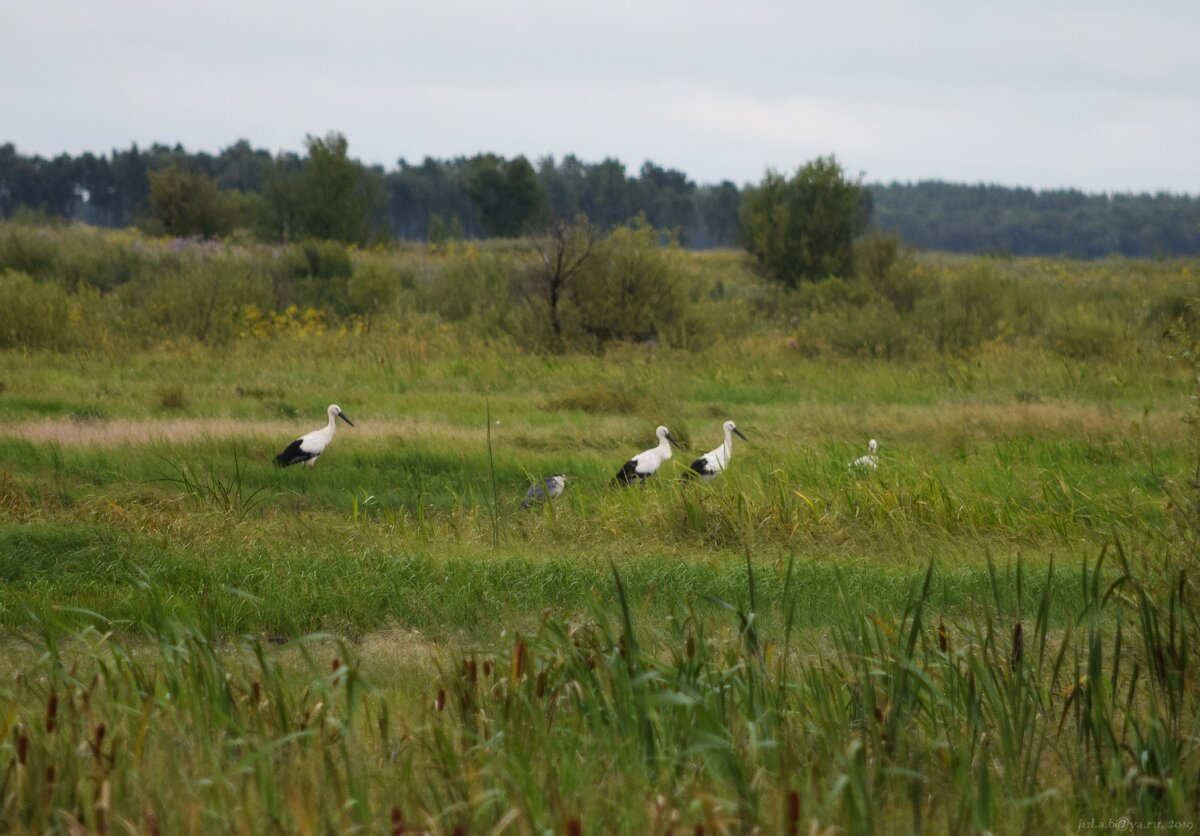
[3, 0, 1198, 193]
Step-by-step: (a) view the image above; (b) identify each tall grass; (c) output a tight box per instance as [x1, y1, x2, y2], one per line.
[1, 536, 1195, 832]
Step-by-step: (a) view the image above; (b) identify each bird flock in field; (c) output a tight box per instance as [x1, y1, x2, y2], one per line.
[275, 404, 878, 509]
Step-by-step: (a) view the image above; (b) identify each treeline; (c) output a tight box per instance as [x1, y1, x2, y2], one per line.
[2, 138, 1199, 256]
[870, 181, 1200, 259]
[0, 138, 741, 248]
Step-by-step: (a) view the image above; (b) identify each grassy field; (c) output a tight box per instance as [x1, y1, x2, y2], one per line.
[1, 230, 1199, 832]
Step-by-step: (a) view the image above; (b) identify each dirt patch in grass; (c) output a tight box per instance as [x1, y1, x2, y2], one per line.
[0, 418, 448, 447]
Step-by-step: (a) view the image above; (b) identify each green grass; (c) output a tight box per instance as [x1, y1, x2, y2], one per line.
[2, 240, 1199, 831]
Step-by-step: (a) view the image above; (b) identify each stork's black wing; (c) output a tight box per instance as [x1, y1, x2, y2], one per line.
[274, 438, 314, 467]
[611, 458, 641, 485]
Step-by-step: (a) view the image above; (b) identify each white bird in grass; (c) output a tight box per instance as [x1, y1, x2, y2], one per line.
[274, 404, 354, 467]
[521, 474, 571, 509]
[612, 425, 679, 485]
[687, 420, 748, 482]
[850, 438, 879, 470]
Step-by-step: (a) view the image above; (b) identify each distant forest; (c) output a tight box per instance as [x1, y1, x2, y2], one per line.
[2, 140, 1198, 257]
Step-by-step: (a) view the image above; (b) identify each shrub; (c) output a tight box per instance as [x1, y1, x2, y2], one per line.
[272, 240, 354, 313]
[738, 156, 868, 286]
[147, 165, 228, 239]
[416, 247, 511, 325]
[1043, 307, 1126, 359]
[917, 262, 1010, 354]
[807, 299, 923, 360]
[0, 225, 58, 279]
[119, 258, 271, 346]
[566, 218, 693, 348]
[855, 232, 926, 312]
[347, 260, 400, 320]
[0, 271, 71, 350]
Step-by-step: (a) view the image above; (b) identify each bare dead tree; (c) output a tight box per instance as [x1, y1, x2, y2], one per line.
[526, 215, 597, 350]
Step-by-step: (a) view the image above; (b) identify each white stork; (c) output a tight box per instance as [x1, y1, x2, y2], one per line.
[521, 474, 570, 509]
[688, 420, 748, 482]
[613, 425, 678, 485]
[850, 438, 879, 470]
[275, 404, 354, 467]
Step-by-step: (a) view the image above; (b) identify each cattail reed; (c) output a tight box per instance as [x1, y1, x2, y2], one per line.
[391, 806, 405, 835]
[512, 639, 527, 681]
[786, 790, 800, 835]
[1010, 622, 1024, 671]
[938, 619, 949, 653]
[46, 690, 58, 733]
[91, 723, 106, 760]
[566, 818, 582, 836]
[17, 732, 28, 766]
[435, 689, 446, 712]
[144, 805, 161, 836]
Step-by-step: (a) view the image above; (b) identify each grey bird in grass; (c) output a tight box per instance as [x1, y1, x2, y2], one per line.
[521, 474, 570, 509]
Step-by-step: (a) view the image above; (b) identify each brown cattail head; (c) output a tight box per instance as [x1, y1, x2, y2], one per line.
[687, 634, 696, 660]
[144, 804, 161, 836]
[391, 806, 405, 836]
[1010, 622, 1024, 671]
[536, 670, 548, 699]
[435, 689, 446, 712]
[937, 619, 949, 653]
[463, 658, 478, 685]
[46, 691, 59, 733]
[566, 818, 582, 836]
[786, 790, 801, 835]
[17, 733, 28, 765]
[512, 640, 528, 681]
[251, 680, 261, 704]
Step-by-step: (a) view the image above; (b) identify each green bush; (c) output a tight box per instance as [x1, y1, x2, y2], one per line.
[1043, 307, 1126, 359]
[272, 240, 354, 312]
[147, 165, 228, 239]
[119, 258, 271, 346]
[854, 232, 926, 312]
[917, 262, 1010, 354]
[807, 298, 922, 359]
[416, 249, 511, 325]
[0, 226, 58, 279]
[738, 156, 867, 286]
[0, 271, 71, 350]
[566, 218, 693, 348]
[347, 260, 400, 320]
